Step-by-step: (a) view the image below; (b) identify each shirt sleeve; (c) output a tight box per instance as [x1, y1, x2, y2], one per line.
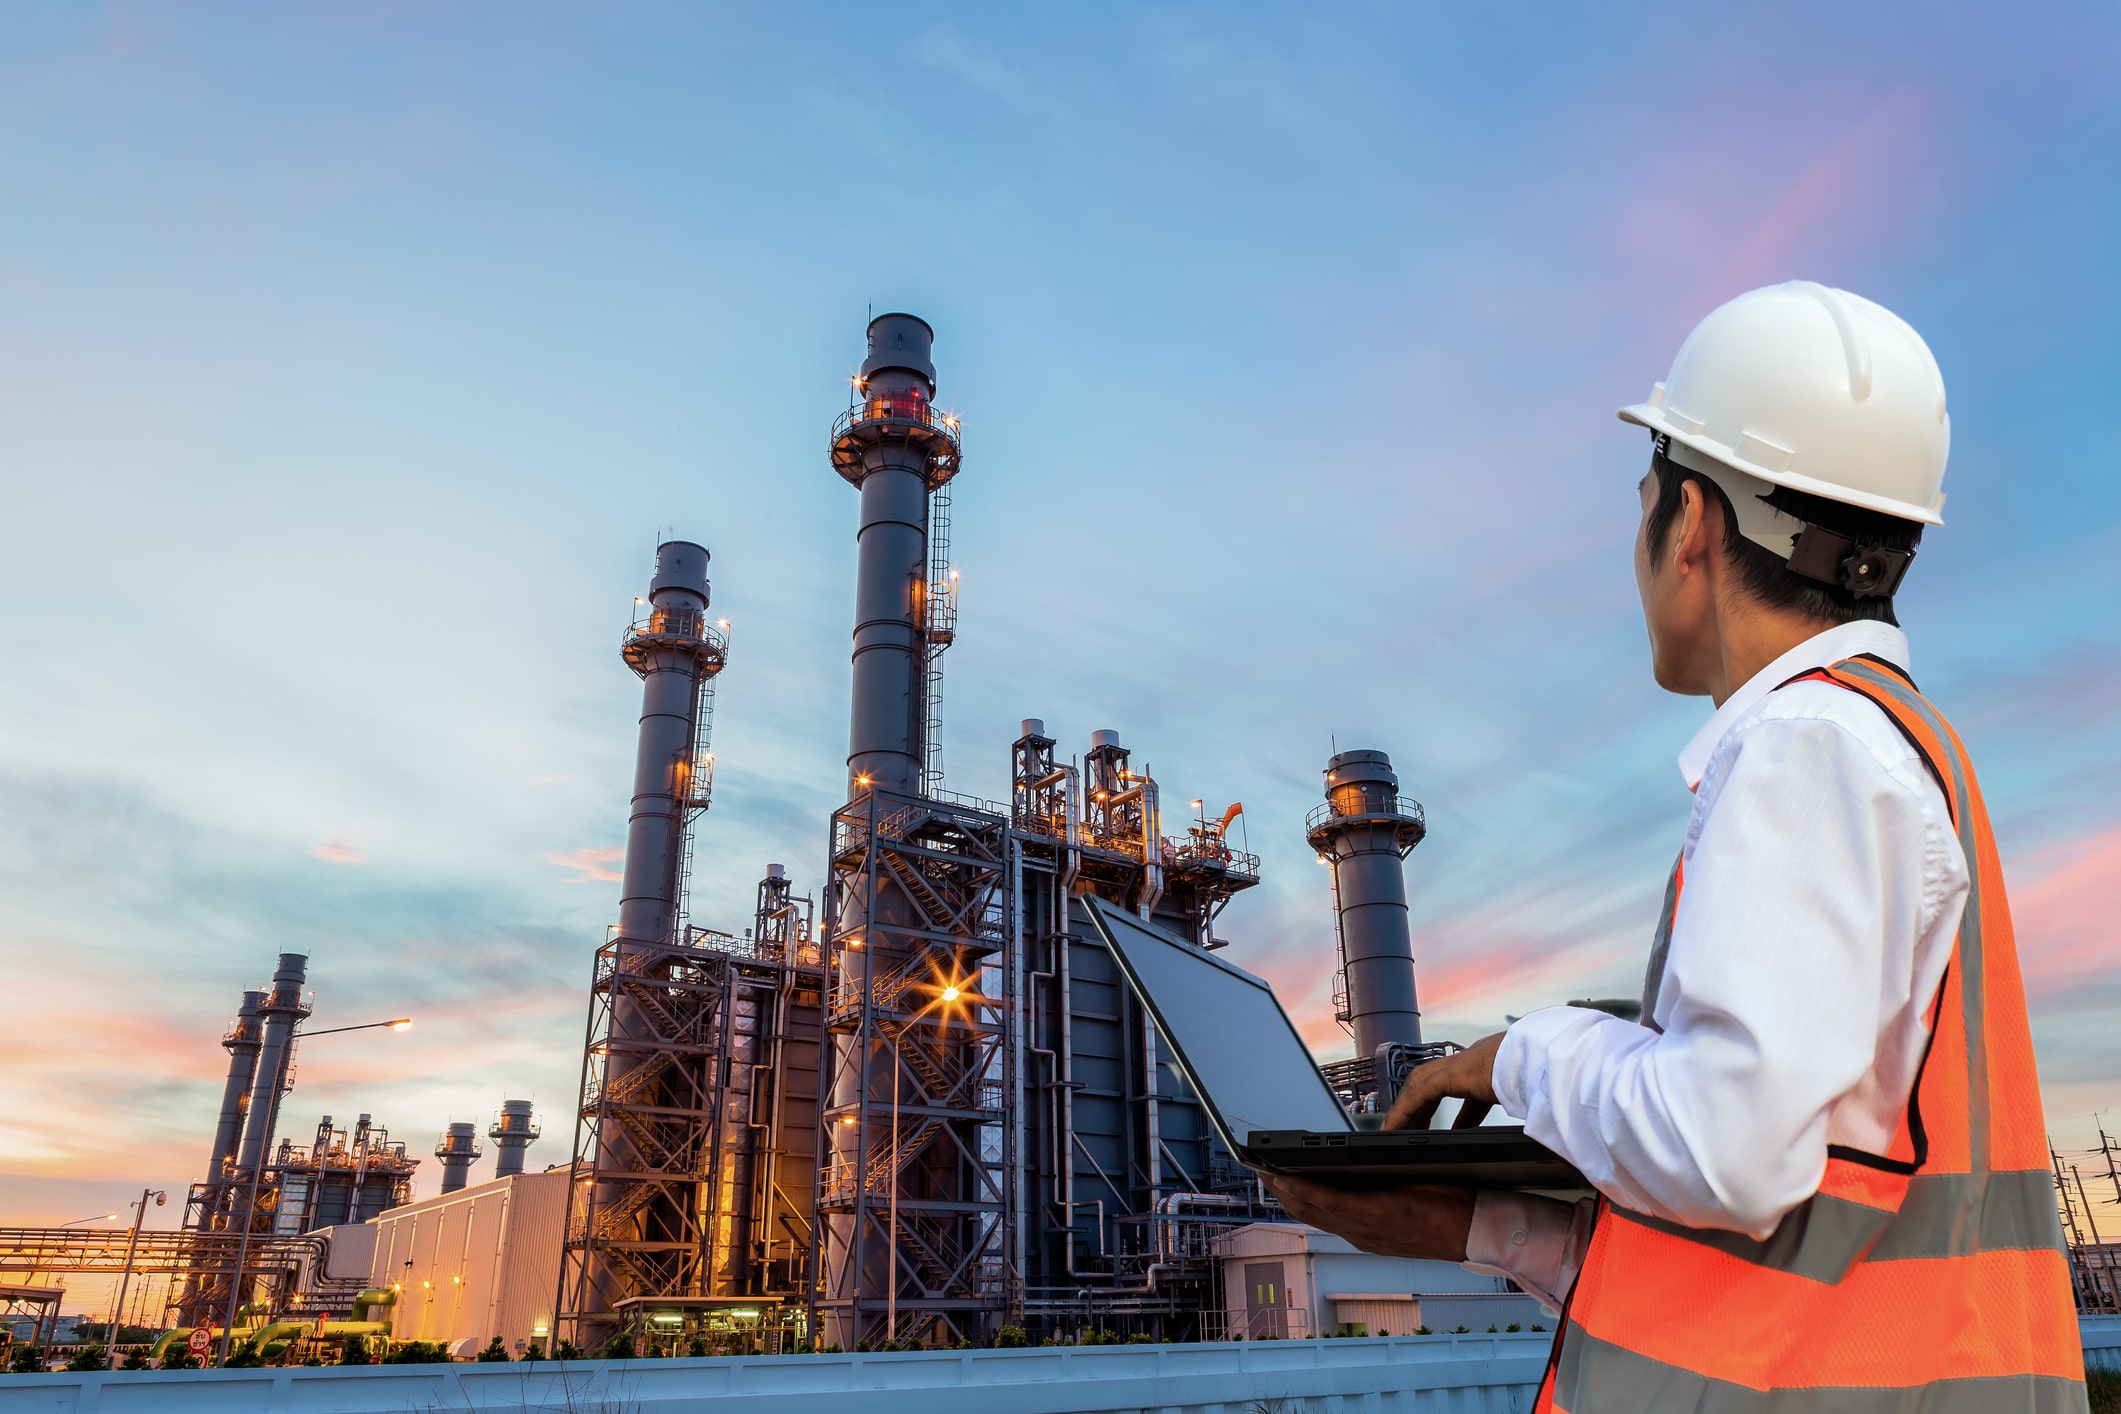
[1490, 712, 1939, 1238]
[1463, 1189, 1595, 1312]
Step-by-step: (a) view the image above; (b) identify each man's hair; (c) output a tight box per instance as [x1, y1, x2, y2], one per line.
[1645, 455, 1923, 627]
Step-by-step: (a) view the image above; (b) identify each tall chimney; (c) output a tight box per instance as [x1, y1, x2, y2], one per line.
[235, 954, 312, 1177]
[1307, 750, 1428, 1059]
[205, 990, 267, 1189]
[834, 312, 952, 799]
[615, 540, 724, 949]
[487, 1101, 539, 1180]
[435, 1123, 482, 1195]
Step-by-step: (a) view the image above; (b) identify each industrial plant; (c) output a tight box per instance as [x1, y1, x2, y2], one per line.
[0, 314, 1535, 1366]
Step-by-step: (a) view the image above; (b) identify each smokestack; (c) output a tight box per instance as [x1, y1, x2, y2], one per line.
[1307, 750, 1428, 1058]
[435, 1122, 483, 1195]
[235, 954, 312, 1176]
[615, 540, 725, 948]
[205, 990, 266, 1188]
[487, 1101, 540, 1180]
[833, 312, 955, 799]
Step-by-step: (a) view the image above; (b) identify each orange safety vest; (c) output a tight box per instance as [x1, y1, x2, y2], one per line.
[1535, 655, 2086, 1413]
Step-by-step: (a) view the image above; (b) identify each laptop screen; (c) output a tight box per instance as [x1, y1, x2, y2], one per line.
[1083, 898, 1352, 1151]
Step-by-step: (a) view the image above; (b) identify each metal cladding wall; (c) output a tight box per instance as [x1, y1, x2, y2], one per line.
[367, 1167, 569, 1358]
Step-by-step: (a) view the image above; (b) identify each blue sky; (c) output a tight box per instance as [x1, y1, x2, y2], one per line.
[3, 4, 2118, 1268]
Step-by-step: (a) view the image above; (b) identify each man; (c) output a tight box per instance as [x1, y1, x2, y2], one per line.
[1270, 282, 2086, 1411]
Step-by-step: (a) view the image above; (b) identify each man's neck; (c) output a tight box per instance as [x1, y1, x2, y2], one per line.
[1706, 605, 1843, 708]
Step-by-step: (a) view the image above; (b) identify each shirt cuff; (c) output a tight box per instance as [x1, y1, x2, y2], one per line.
[1492, 1005, 1598, 1121]
[1463, 1189, 1594, 1313]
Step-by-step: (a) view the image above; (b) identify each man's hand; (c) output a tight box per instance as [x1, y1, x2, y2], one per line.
[1262, 1175, 1474, 1261]
[1382, 1031, 1505, 1132]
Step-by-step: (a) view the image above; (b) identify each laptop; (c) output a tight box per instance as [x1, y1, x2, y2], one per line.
[1080, 896, 1585, 1193]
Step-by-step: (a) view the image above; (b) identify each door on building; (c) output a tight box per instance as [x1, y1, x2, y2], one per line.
[1244, 1261, 1288, 1339]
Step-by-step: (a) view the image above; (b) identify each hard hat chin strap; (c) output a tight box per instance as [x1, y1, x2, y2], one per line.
[1653, 434, 1914, 599]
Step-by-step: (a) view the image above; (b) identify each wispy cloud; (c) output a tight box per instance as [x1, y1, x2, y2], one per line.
[543, 846, 622, 884]
[308, 838, 366, 864]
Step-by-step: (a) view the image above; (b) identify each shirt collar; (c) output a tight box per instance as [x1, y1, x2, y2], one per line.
[1675, 620, 1912, 789]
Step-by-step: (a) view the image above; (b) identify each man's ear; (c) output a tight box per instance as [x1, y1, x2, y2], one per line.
[1671, 478, 1715, 575]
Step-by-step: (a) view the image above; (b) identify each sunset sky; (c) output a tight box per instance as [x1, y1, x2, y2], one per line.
[3, 4, 2119, 1304]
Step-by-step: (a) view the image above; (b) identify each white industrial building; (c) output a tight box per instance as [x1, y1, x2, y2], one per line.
[364, 1167, 568, 1357]
[1218, 1223, 1543, 1339]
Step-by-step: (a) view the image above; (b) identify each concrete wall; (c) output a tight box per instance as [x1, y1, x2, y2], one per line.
[365, 1166, 567, 1356]
[0, 1335, 1549, 1412]
[7, 1321, 2114, 1411]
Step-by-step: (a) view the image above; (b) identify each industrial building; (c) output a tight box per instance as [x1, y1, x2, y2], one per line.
[19, 310, 1453, 1360]
[545, 314, 1448, 1354]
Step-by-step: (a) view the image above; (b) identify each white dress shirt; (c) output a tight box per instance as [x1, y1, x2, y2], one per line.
[1463, 621, 1968, 1309]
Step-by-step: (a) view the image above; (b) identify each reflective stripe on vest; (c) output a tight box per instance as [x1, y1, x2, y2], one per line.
[1534, 656, 2085, 1413]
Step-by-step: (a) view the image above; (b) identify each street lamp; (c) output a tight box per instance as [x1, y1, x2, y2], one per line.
[887, 979, 965, 1345]
[217, 1015, 412, 1365]
[107, 1189, 166, 1369]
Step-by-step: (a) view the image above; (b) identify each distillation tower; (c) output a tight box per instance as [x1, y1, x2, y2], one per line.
[557, 542, 827, 1351]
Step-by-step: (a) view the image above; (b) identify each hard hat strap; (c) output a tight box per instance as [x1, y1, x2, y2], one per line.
[1653, 433, 1914, 599]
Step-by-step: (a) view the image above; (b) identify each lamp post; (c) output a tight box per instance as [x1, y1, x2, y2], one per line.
[216, 1015, 411, 1365]
[106, 1189, 166, 1369]
[887, 982, 960, 1346]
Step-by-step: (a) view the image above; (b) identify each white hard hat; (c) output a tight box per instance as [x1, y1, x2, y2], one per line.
[1619, 281, 1950, 527]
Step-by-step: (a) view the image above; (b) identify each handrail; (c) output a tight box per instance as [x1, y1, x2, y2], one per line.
[622, 609, 728, 657]
[1305, 794, 1426, 834]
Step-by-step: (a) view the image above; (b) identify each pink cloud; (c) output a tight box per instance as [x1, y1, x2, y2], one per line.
[308, 840, 366, 865]
[2009, 826, 2121, 1003]
[544, 846, 623, 883]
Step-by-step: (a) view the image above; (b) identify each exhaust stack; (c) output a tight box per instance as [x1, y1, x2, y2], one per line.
[1307, 750, 1428, 1059]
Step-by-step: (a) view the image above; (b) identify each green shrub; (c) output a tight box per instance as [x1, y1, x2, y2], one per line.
[524, 1340, 545, 1362]
[1505, 1323, 1521, 1333]
[381, 1340, 449, 1364]
[599, 1333, 636, 1361]
[476, 1335, 509, 1362]
[10, 1345, 43, 1373]
[1127, 1333, 1152, 1344]
[65, 1347, 105, 1372]
[159, 1349, 196, 1370]
[555, 1339, 584, 1361]
[994, 1326, 1027, 1349]
[2084, 1366, 2118, 1414]
[122, 1349, 151, 1370]
[1414, 1326, 1431, 1335]
[1452, 1326, 1469, 1334]
[339, 1334, 368, 1365]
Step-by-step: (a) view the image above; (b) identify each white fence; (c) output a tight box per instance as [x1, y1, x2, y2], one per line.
[0, 1335, 1549, 1413]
